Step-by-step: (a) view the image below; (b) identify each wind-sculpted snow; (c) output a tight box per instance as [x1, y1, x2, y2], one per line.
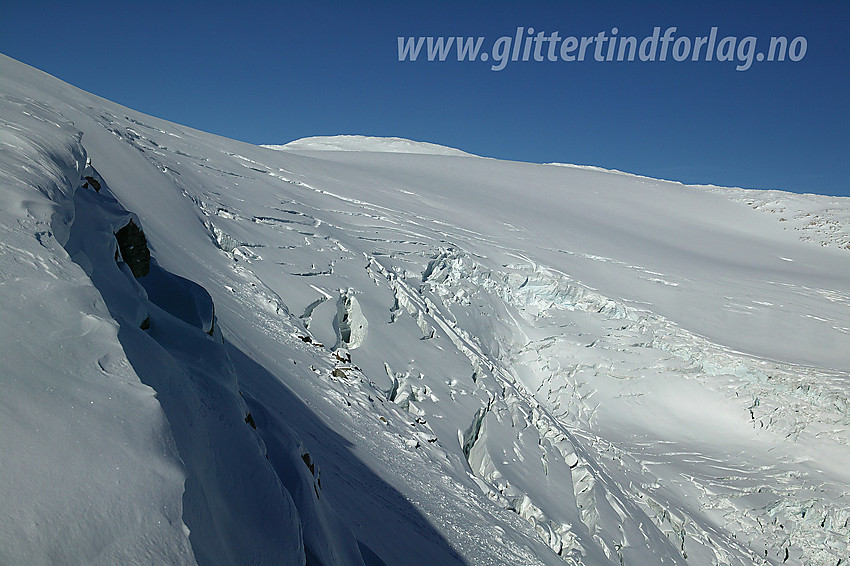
[0, 87, 197, 565]
[2, 53, 849, 565]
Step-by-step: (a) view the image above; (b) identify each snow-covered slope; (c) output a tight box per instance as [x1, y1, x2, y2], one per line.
[1, 53, 848, 566]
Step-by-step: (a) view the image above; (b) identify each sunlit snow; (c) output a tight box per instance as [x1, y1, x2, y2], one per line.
[1, 54, 848, 566]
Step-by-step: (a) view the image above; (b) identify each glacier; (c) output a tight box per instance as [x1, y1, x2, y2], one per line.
[1, 53, 848, 565]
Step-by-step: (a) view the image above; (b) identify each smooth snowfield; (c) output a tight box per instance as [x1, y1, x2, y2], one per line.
[1, 53, 848, 565]
[265, 134, 475, 156]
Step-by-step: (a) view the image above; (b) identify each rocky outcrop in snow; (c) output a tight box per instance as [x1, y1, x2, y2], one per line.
[114, 218, 150, 278]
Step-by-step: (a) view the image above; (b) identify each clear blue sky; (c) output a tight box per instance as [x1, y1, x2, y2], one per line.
[2, 1, 847, 196]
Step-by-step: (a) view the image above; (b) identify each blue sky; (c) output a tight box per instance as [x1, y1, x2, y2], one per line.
[2, 1, 847, 196]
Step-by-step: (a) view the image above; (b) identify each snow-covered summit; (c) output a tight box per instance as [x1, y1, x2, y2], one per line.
[264, 134, 476, 156]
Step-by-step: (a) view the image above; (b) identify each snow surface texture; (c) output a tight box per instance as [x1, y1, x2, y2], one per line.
[1, 53, 849, 565]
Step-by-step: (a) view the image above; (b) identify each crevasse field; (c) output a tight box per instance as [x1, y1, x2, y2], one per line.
[1, 54, 848, 566]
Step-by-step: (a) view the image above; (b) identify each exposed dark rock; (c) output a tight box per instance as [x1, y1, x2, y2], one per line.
[301, 452, 316, 477]
[244, 412, 256, 429]
[302, 452, 322, 494]
[207, 304, 216, 336]
[82, 176, 101, 192]
[332, 368, 347, 379]
[301, 452, 322, 490]
[115, 219, 150, 278]
[140, 316, 151, 330]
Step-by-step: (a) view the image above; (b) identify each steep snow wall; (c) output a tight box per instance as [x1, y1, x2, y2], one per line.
[1, 66, 372, 566]
[0, 83, 198, 566]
